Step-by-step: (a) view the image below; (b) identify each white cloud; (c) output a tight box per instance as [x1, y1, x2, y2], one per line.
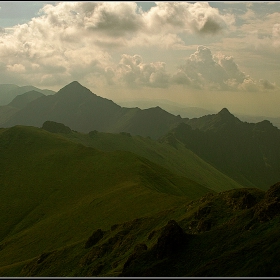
[0, 1, 277, 95]
[116, 54, 170, 88]
[143, 2, 234, 35]
[171, 45, 275, 92]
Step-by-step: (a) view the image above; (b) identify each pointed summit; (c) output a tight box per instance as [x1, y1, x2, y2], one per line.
[56, 81, 96, 99]
[59, 81, 87, 91]
[218, 108, 232, 116]
[216, 108, 240, 122]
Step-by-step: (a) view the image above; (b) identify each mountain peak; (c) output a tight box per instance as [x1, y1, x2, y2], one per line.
[217, 108, 239, 121]
[63, 81, 84, 90]
[218, 108, 232, 116]
[56, 81, 96, 99]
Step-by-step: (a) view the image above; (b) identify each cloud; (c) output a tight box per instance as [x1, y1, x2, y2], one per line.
[260, 79, 276, 90]
[171, 70, 191, 85]
[116, 54, 170, 88]
[7, 63, 25, 73]
[171, 46, 230, 90]
[237, 78, 259, 92]
[171, 45, 275, 92]
[143, 2, 234, 36]
[0, 2, 276, 93]
[237, 10, 280, 52]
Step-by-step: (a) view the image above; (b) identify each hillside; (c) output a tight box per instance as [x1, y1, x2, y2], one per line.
[0, 125, 212, 269]
[0, 80, 279, 277]
[160, 108, 280, 189]
[1, 182, 280, 277]
[43, 121, 244, 192]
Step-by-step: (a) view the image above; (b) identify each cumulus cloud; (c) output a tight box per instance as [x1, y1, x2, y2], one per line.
[0, 2, 236, 88]
[116, 54, 170, 88]
[171, 45, 275, 92]
[2, 1, 277, 94]
[143, 2, 234, 35]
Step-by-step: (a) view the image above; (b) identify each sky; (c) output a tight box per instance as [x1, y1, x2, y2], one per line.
[0, 1, 280, 117]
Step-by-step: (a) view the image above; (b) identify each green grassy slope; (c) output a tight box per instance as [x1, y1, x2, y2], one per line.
[57, 129, 244, 192]
[0, 125, 211, 268]
[2, 183, 280, 277]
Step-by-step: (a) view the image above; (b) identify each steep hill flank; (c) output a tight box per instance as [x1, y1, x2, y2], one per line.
[3, 183, 280, 277]
[43, 121, 243, 192]
[160, 108, 280, 189]
[0, 125, 211, 268]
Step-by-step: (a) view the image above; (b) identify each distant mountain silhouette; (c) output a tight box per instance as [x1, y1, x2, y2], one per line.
[0, 84, 55, 105]
[160, 109, 280, 188]
[118, 99, 214, 118]
[2, 81, 187, 139]
[8, 90, 45, 109]
[185, 108, 242, 132]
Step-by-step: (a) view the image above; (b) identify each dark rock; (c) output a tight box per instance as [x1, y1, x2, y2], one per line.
[123, 243, 148, 271]
[36, 252, 51, 264]
[225, 189, 257, 210]
[110, 224, 119, 231]
[155, 220, 188, 259]
[265, 182, 280, 200]
[254, 183, 280, 222]
[196, 219, 212, 232]
[85, 229, 104, 249]
[195, 205, 212, 219]
[254, 200, 280, 222]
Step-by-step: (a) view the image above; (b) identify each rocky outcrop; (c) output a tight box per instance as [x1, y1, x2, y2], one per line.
[224, 189, 258, 210]
[122, 243, 148, 271]
[254, 182, 280, 222]
[155, 220, 188, 259]
[84, 229, 104, 249]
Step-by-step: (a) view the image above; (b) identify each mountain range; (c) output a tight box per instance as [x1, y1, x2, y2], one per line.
[0, 81, 280, 276]
[4, 80, 278, 189]
[0, 84, 55, 105]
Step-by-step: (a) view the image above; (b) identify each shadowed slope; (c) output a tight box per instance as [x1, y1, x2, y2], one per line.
[0, 125, 211, 268]
[2, 183, 280, 277]
[161, 108, 280, 189]
[51, 124, 244, 192]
